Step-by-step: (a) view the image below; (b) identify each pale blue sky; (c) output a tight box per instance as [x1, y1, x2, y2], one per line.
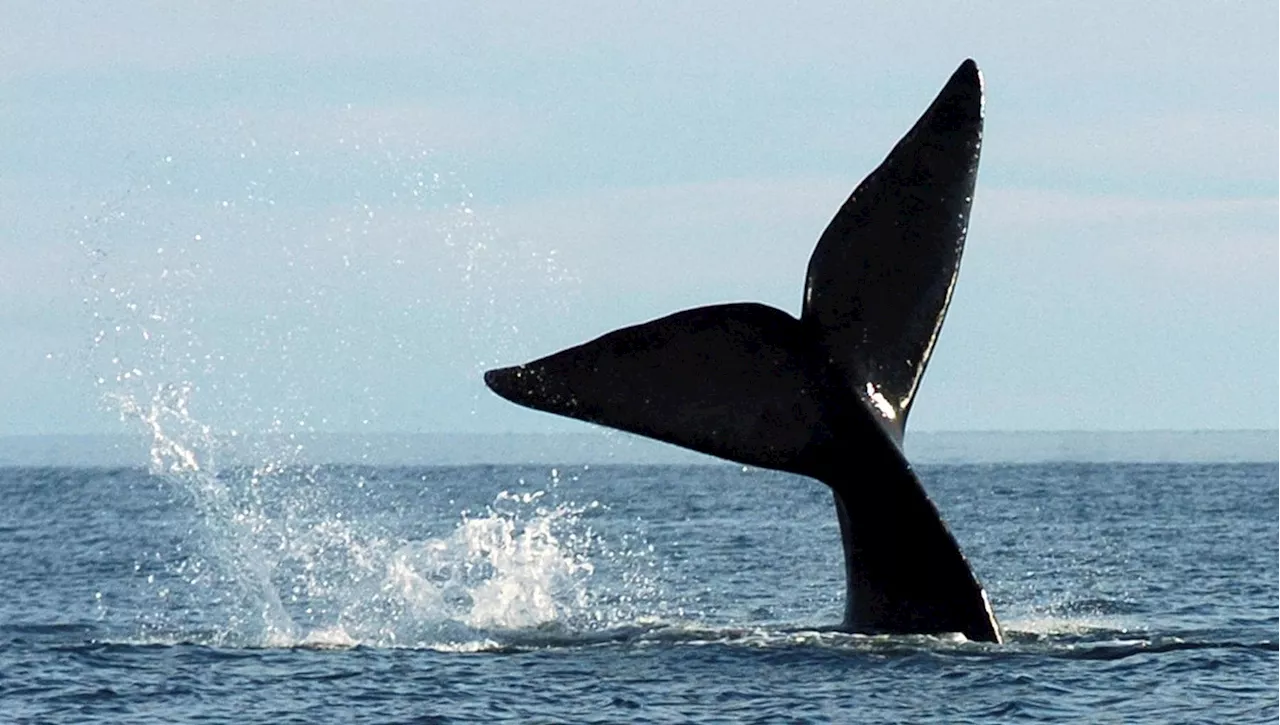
[2, 2, 1276, 436]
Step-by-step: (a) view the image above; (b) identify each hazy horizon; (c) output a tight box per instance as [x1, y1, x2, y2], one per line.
[3, 429, 1274, 467]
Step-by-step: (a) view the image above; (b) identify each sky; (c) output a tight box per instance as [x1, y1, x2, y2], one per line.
[1, 2, 1276, 437]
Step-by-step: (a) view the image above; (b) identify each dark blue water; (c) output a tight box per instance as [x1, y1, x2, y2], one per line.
[2, 461, 1276, 723]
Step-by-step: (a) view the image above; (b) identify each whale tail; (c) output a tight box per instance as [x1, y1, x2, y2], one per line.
[483, 60, 1001, 643]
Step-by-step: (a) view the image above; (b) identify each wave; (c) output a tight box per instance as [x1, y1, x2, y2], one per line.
[57, 616, 1276, 664]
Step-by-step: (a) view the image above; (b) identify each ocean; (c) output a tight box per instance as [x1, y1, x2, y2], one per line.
[0, 450, 1276, 723]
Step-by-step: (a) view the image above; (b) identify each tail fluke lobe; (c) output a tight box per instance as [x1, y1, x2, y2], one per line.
[803, 59, 983, 428]
[485, 303, 842, 473]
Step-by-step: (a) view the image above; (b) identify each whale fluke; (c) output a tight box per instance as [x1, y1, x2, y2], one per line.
[484, 59, 1001, 643]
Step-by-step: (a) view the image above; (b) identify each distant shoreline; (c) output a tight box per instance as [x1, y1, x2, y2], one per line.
[0, 430, 1275, 467]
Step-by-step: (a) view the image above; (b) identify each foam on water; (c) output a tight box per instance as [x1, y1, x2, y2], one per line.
[1002, 614, 1143, 639]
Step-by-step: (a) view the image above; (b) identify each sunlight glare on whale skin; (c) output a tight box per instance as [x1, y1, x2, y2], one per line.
[863, 382, 897, 422]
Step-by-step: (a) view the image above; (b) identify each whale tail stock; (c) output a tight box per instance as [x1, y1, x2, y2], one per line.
[483, 60, 1001, 643]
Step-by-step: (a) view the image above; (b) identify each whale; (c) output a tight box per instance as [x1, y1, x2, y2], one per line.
[483, 60, 1002, 643]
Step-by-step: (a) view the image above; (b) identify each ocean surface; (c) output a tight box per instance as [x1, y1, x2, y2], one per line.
[2, 458, 1276, 723]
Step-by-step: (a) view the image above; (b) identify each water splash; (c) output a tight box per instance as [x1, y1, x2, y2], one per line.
[110, 382, 641, 649]
[74, 121, 636, 649]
